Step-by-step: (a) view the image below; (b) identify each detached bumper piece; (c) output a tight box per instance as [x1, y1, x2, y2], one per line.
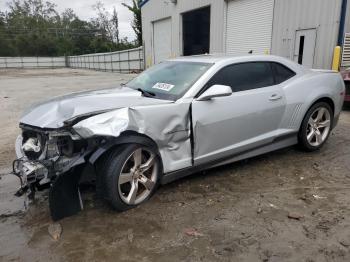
[49, 170, 83, 221]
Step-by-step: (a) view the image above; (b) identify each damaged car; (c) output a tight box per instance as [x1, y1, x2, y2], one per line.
[13, 55, 345, 220]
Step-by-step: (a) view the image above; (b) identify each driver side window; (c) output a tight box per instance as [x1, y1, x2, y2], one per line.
[206, 62, 275, 92]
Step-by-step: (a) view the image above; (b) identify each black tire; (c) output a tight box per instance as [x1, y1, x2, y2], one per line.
[298, 102, 333, 152]
[99, 143, 162, 211]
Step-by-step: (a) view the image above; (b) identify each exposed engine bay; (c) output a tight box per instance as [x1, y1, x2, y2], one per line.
[13, 125, 100, 219]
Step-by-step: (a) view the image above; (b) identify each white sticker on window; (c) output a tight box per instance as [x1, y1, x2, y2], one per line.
[152, 82, 175, 92]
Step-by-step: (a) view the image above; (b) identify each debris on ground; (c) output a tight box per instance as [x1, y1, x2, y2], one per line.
[313, 194, 326, 200]
[127, 229, 134, 243]
[299, 195, 307, 201]
[269, 203, 278, 209]
[184, 228, 204, 237]
[313, 163, 321, 171]
[339, 239, 350, 247]
[288, 212, 304, 220]
[48, 223, 62, 240]
[257, 207, 263, 214]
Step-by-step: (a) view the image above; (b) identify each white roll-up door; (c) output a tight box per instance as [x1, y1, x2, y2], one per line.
[153, 18, 172, 64]
[226, 0, 274, 55]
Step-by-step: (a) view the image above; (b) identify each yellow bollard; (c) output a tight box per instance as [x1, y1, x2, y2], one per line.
[146, 55, 152, 68]
[332, 46, 342, 72]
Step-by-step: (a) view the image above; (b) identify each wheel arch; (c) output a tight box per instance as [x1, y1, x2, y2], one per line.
[88, 131, 163, 167]
[309, 97, 335, 115]
[298, 96, 335, 131]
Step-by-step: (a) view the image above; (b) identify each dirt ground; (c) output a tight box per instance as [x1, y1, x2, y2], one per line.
[1, 69, 350, 262]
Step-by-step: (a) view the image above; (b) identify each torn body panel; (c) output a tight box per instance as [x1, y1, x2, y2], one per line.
[20, 86, 170, 129]
[73, 102, 192, 173]
[13, 85, 192, 220]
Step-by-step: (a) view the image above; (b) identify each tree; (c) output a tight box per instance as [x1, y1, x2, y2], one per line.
[92, 1, 113, 42]
[0, 0, 137, 56]
[122, 0, 142, 46]
[112, 7, 120, 44]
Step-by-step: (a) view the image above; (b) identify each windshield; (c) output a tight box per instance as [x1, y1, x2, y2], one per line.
[127, 61, 212, 100]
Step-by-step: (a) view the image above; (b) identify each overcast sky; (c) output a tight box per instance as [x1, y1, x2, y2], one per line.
[0, 0, 135, 40]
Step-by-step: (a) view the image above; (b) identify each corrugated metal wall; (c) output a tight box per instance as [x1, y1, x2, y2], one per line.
[0, 48, 143, 73]
[68, 47, 143, 73]
[142, 0, 344, 69]
[271, 0, 342, 69]
[141, 0, 226, 67]
[0, 57, 66, 69]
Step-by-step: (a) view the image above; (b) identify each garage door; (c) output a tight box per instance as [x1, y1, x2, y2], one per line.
[153, 18, 172, 64]
[226, 0, 274, 55]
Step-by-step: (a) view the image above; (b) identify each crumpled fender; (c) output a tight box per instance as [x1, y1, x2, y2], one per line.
[73, 103, 192, 173]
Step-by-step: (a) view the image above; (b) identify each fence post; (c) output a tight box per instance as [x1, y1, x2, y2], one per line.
[97, 55, 99, 71]
[139, 48, 142, 71]
[5, 57, 7, 69]
[128, 50, 130, 73]
[119, 52, 121, 73]
[104, 54, 107, 71]
[142, 44, 146, 70]
[65, 55, 69, 68]
[111, 53, 113, 72]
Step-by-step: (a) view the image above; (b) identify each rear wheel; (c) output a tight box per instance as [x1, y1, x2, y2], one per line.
[101, 143, 161, 211]
[298, 102, 333, 151]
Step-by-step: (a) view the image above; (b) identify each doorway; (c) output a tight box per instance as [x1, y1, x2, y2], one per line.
[182, 6, 210, 56]
[294, 29, 317, 68]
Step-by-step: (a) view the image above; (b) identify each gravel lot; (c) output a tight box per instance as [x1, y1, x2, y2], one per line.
[0, 69, 350, 262]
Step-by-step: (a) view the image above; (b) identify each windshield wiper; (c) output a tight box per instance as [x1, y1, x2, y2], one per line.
[137, 88, 156, 98]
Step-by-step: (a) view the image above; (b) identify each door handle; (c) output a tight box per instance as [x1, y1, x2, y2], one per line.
[269, 94, 282, 101]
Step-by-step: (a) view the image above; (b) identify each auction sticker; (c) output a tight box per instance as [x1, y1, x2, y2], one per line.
[152, 82, 175, 92]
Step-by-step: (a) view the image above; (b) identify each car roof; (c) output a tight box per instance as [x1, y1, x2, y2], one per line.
[167, 54, 308, 73]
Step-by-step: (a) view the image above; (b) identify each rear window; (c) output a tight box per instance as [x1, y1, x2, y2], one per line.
[272, 63, 296, 84]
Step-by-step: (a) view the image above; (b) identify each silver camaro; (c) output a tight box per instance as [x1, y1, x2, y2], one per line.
[13, 55, 345, 220]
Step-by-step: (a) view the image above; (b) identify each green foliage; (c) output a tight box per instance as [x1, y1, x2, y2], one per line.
[0, 0, 137, 56]
[122, 0, 142, 46]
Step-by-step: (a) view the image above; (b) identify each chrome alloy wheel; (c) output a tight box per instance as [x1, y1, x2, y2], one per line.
[118, 148, 158, 205]
[306, 107, 331, 147]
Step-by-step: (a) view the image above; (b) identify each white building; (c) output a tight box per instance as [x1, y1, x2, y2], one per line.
[140, 0, 350, 69]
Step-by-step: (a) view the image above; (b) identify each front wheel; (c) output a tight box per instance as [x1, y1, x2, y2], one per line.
[298, 102, 333, 152]
[102, 144, 161, 211]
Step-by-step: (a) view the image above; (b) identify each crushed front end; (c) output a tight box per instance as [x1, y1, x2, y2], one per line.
[13, 124, 94, 220]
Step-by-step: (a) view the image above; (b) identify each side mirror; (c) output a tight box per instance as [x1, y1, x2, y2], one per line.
[196, 85, 232, 101]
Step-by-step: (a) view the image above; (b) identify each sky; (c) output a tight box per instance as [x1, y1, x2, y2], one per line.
[0, 0, 135, 40]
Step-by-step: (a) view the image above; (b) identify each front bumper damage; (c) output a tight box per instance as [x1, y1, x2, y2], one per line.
[12, 127, 91, 220]
[13, 103, 193, 220]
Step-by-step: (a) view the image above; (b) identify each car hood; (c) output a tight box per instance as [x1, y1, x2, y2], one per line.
[20, 86, 172, 129]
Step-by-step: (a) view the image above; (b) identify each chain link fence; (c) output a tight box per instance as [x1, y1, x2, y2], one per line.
[0, 47, 144, 73]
